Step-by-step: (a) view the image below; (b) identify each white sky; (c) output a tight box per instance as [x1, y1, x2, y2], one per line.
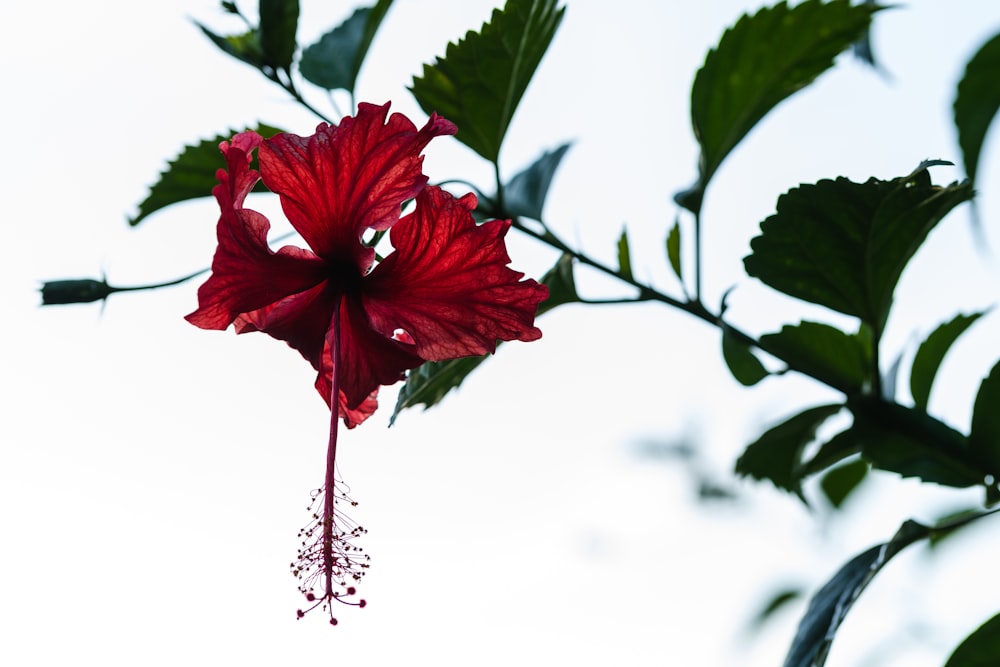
[4, 1, 1000, 665]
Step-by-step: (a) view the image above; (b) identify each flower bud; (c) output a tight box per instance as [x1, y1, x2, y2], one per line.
[40, 279, 113, 305]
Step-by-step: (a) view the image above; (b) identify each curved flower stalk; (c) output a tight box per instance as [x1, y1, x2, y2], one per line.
[186, 102, 548, 623]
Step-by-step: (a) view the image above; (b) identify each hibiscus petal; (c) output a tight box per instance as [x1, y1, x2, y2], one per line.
[234, 282, 334, 371]
[313, 352, 380, 429]
[363, 187, 549, 360]
[335, 295, 425, 409]
[258, 102, 457, 268]
[186, 132, 328, 330]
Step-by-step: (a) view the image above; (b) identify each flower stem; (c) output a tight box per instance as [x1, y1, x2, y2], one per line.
[323, 298, 343, 599]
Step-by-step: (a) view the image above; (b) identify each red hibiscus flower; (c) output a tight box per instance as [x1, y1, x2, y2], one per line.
[186, 102, 548, 623]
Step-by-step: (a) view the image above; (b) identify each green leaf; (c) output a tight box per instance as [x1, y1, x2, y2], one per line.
[928, 508, 988, 550]
[722, 326, 769, 386]
[946, 612, 1000, 667]
[784, 519, 930, 667]
[666, 219, 682, 284]
[759, 321, 871, 394]
[616, 227, 633, 281]
[744, 165, 973, 333]
[259, 0, 299, 70]
[736, 404, 843, 500]
[955, 32, 1000, 188]
[970, 360, 1000, 478]
[390, 355, 488, 425]
[502, 143, 571, 220]
[130, 124, 286, 226]
[676, 0, 880, 214]
[800, 428, 864, 478]
[819, 458, 868, 509]
[749, 587, 803, 631]
[849, 396, 984, 488]
[410, 0, 564, 162]
[299, 0, 393, 93]
[537, 253, 578, 316]
[910, 311, 986, 410]
[196, 23, 264, 68]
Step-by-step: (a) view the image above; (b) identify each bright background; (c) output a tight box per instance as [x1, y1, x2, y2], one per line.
[4, 1, 1000, 665]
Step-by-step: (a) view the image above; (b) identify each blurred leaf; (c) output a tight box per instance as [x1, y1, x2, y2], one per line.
[946, 612, 1000, 667]
[783, 519, 930, 667]
[970, 360, 1000, 477]
[196, 24, 264, 68]
[928, 507, 988, 550]
[259, 0, 299, 70]
[299, 0, 393, 92]
[911, 311, 986, 410]
[851, 0, 883, 71]
[849, 396, 984, 488]
[616, 228, 633, 281]
[881, 348, 903, 400]
[410, 0, 564, 162]
[819, 458, 868, 508]
[736, 404, 842, 500]
[759, 321, 871, 394]
[750, 587, 803, 631]
[955, 31, 1000, 187]
[800, 428, 864, 478]
[666, 219, 682, 284]
[744, 165, 973, 333]
[502, 143, 571, 220]
[390, 355, 488, 425]
[676, 0, 879, 214]
[130, 124, 286, 226]
[722, 326, 769, 386]
[537, 253, 578, 316]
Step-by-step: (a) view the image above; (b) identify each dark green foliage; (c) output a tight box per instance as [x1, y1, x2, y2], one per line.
[955, 32, 1000, 187]
[819, 458, 868, 508]
[722, 327, 769, 386]
[536, 253, 578, 316]
[736, 404, 843, 499]
[259, 0, 299, 70]
[677, 0, 880, 214]
[910, 312, 986, 410]
[799, 428, 863, 478]
[410, 0, 564, 163]
[744, 165, 973, 333]
[848, 397, 985, 488]
[130, 125, 286, 226]
[970, 360, 1000, 478]
[759, 321, 871, 394]
[946, 612, 1000, 667]
[501, 143, 571, 220]
[299, 0, 393, 92]
[783, 520, 930, 667]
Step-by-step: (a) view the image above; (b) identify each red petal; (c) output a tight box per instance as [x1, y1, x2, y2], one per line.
[186, 132, 328, 331]
[334, 295, 425, 410]
[363, 187, 549, 360]
[233, 282, 334, 371]
[258, 102, 457, 268]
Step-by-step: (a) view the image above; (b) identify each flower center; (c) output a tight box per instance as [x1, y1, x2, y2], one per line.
[325, 259, 364, 298]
